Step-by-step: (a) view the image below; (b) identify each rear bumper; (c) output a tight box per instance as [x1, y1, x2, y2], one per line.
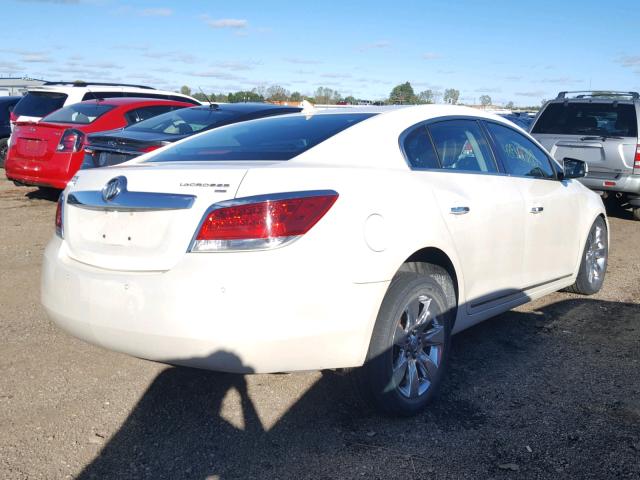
[580, 173, 640, 196]
[4, 151, 80, 189]
[41, 237, 388, 373]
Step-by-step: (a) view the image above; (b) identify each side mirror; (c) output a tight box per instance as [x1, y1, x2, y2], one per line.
[560, 157, 587, 180]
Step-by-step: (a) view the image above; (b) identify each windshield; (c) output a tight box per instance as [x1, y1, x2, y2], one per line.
[13, 91, 68, 118]
[128, 107, 238, 135]
[42, 103, 115, 124]
[532, 103, 638, 137]
[147, 113, 376, 162]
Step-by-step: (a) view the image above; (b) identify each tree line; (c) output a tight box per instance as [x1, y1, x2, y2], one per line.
[179, 82, 527, 108]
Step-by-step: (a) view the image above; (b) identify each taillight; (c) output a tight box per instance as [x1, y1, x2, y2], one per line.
[190, 191, 338, 252]
[55, 194, 64, 238]
[9, 111, 17, 124]
[57, 129, 85, 153]
[634, 145, 640, 174]
[140, 145, 161, 153]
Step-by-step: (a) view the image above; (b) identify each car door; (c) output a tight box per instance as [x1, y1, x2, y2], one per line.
[403, 119, 526, 311]
[484, 120, 581, 288]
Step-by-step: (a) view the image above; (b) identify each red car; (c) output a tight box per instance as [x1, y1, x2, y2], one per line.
[5, 97, 193, 189]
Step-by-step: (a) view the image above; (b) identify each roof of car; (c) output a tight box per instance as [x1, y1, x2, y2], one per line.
[75, 97, 194, 107]
[196, 102, 302, 113]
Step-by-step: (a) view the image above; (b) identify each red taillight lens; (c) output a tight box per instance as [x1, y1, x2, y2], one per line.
[191, 192, 338, 252]
[55, 194, 64, 238]
[57, 129, 85, 153]
[634, 145, 640, 173]
[9, 111, 17, 124]
[140, 145, 161, 153]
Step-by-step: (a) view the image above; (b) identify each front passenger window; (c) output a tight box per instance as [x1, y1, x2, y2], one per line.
[428, 120, 498, 173]
[485, 122, 555, 179]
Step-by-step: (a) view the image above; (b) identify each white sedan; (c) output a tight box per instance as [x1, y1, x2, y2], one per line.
[41, 106, 608, 415]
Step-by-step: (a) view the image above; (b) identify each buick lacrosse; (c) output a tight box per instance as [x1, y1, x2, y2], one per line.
[42, 106, 608, 415]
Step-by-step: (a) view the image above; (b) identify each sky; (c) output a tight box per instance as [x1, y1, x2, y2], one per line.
[2, 0, 640, 106]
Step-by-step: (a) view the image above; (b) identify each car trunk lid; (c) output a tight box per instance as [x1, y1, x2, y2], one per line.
[12, 122, 72, 159]
[63, 162, 265, 271]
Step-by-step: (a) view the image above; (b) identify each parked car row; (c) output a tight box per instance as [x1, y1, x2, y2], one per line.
[3, 81, 301, 189]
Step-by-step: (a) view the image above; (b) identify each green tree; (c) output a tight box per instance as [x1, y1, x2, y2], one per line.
[180, 85, 192, 96]
[389, 82, 416, 104]
[443, 88, 460, 105]
[479, 95, 492, 106]
[505, 101, 515, 110]
[314, 87, 341, 104]
[343, 95, 357, 105]
[417, 89, 434, 104]
[192, 92, 209, 102]
[266, 85, 290, 102]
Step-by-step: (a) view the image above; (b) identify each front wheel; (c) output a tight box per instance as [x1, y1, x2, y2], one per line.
[633, 207, 640, 221]
[356, 268, 454, 416]
[566, 217, 608, 295]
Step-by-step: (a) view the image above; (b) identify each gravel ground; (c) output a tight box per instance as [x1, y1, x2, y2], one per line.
[0, 177, 638, 480]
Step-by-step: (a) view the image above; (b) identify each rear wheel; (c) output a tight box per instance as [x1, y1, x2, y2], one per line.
[566, 217, 608, 295]
[356, 267, 454, 416]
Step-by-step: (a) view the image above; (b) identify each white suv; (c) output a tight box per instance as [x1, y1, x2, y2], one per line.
[11, 81, 200, 125]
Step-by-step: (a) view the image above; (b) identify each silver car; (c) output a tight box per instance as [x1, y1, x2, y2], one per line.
[531, 91, 640, 220]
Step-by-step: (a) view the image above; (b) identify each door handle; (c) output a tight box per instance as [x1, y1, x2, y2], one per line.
[530, 206, 544, 214]
[450, 206, 470, 215]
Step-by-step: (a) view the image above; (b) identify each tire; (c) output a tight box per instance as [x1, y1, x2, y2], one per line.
[355, 266, 455, 416]
[0, 138, 7, 169]
[633, 207, 640, 221]
[566, 217, 608, 295]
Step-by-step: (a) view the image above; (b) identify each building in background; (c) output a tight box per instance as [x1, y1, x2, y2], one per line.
[0, 77, 47, 96]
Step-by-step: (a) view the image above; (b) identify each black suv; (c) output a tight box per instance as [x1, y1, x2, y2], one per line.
[531, 91, 640, 220]
[0, 96, 21, 168]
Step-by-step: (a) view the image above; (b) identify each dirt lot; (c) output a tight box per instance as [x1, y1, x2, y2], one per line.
[0, 177, 638, 480]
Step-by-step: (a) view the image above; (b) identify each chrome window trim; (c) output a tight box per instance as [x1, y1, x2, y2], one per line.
[398, 115, 564, 182]
[187, 189, 338, 253]
[67, 177, 196, 211]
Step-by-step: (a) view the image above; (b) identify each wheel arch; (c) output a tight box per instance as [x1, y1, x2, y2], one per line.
[397, 247, 460, 328]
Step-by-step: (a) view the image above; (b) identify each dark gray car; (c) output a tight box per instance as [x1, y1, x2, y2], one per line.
[531, 91, 640, 220]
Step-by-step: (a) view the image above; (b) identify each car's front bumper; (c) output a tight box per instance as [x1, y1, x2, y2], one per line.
[41, 237, 388, 373]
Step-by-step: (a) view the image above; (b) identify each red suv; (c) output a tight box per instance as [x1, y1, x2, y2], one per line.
[5, 97, 192, 189]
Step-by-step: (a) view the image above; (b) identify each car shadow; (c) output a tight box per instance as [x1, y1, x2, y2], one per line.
[25, 186, 60, 202]
[76, 298, 640, 479]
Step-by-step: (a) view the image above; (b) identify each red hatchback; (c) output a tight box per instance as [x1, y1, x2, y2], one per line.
[5, 97, 192, 189]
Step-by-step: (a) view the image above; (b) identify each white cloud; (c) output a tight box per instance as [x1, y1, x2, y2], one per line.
[283, 57, 322, 65]
[204, 18, 248, 29]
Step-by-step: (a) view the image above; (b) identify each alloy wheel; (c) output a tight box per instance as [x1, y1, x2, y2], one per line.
[391, 294, 445, 399]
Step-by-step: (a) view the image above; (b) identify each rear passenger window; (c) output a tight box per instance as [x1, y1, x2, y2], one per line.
[125, 105, 181, 125]
[428, 120, 498, 173]
[485, 122, 555, 179]
[402, 126, 439, 169]
[82, 91, 123, 101]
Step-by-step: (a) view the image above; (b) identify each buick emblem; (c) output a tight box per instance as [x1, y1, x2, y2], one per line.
[102, 176, 126, 202]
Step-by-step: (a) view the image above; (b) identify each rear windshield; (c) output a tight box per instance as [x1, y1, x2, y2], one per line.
[147, 113, 376, 162]
[532, 102, 638, 137]
[13, 91, 68, 118]
[42, 103, 115, 124]
[128, 107, 238, 135]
